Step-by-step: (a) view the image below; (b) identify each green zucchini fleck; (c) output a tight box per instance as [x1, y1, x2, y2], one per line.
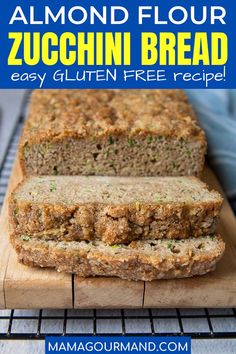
[14, 207, 19, 215]
[21, 235, 30, 242]
[53, 166, 59, 175]
[108, 137, 114, 145]
[127, 138, 135, 147]
[49, 181, 57, 192]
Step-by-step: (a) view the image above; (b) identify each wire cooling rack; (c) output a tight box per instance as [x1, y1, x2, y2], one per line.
[0, 117, 236, 340]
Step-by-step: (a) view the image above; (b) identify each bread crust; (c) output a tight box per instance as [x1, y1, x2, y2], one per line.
[11, 235, 225, 281]
[20, 89, 205, 143]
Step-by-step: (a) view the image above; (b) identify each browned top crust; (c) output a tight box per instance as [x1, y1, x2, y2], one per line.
[21, 89, 206, 145]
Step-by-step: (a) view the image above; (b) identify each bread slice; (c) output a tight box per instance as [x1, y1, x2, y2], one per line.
[19, 89, 206, 177]
[11, 235, 225, 281]
[9, 176, 223, 245]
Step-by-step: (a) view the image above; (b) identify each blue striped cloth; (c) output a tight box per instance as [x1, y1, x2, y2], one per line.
[185, 90, 236, 213]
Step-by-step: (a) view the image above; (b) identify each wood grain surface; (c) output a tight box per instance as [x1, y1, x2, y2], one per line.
[0, 160, 73, 309]
[0, 161, 235, 309]
[74, 277, 144, 309]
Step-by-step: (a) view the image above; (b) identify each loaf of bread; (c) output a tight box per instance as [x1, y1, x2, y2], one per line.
[19, 89, 207, 177]
[11, 235, 225, 281]
[9, 176, 222, 245]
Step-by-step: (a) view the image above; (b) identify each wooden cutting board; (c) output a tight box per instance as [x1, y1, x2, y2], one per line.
[0, 160, 236, 309]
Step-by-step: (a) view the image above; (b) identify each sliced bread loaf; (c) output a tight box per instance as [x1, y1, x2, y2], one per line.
[11, 235, 225, 281]
[9, 176, 223, 245]
[19, 89, 206, 177]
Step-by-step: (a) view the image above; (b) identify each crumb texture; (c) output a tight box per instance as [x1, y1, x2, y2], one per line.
[9, 176, 223, 244]
[13, 176, 221, 204]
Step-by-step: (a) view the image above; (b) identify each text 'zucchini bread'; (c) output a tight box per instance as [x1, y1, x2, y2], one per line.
[19, 89, 207, 177]
[9, 176, 223, 245]
[11, 235, 225, 281]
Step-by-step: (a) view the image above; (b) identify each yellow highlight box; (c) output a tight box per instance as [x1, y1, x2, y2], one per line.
[8, 31, 228, 66]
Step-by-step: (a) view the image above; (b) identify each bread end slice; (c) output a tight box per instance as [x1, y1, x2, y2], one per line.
[11, 235, 225, 281]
